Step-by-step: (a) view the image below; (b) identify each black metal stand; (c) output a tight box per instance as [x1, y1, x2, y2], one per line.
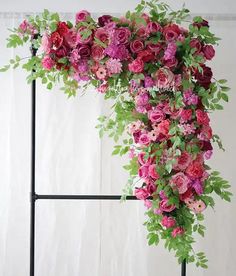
[29, 47, 186, 276]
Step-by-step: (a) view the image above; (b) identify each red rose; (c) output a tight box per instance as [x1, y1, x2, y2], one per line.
[186, 161, 204, 179]
[128, 58, 144, 73]
[50, 31, 63, 49]
[91, 45, 104, 61]
[137, 49, 155, 62]
[189, 38, 202, 54]
[163, 24, 181, 41]
[55, 46, 68, 58]
[194, 65, 213, 89]
[57, 22, 69, 36]
[130, 40, 145, 53]
[203, 45, 215, 60]
[196, 109, 210, 126]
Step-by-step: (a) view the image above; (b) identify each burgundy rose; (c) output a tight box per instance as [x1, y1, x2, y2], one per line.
[193, 19, 209, 29]
[57, 22, 69, 36]
[55, 46, 68, 58]
[78, 45, 91, 59]
[98, 15, 112, 27]
[130, 40, 145, 53]
[133, 130, 142, 144]
[203, 45, 215, 60]
[50, 31, 63, 49]
[146, 43, 162, 55]
[95, 28, 109, 43]
[163, 24, 181, 41]
[194, 65, 213, 89]
[190, 38, 202, 54]
[113, 27, 131, 44]
[164, 57, 178, 68]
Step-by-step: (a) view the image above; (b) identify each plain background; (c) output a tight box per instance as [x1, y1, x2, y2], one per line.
[0, 0, 235, 275]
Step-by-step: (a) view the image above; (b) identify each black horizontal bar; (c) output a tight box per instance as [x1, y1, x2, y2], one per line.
[35, 194, 152, 201]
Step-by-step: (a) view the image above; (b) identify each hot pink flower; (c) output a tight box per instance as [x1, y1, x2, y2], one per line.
[172, 227, 185, 238]
[138, 152, 152, 165]
[105, 44, 130, 60]
[139, 133, 151, 146]
[160, 199, 176, 212]
[128, 59, 144, 73]
[170, 172, 190, 194]
[135, 188, 149, 200]
[75, 10, 91, 23]
[186, 161, 204, 179]
[161, 216, 176, 228]
[112, 27, 131, 45]
[148, 109, 165, 123]
[138, 165, 149, 178]
[148, 164, 159, 180]
[41, 55, 55, 70]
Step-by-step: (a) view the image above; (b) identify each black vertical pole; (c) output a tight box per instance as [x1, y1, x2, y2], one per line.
[181, 259, 186, 276]
[30, 42, 37, 276]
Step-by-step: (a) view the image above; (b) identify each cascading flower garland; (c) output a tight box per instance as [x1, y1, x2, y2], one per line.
[1, 0, 232, 268]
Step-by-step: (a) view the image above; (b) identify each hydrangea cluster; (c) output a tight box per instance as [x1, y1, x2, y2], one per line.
[1, 0, 232, 268]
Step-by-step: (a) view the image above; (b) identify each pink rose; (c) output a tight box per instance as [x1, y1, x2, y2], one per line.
[154, 68, 175, 89]
[128, 59, 144, 73]
[172, 227, 185, 238]
[174, 151, 192, 171]
[77, 27, 93, 44]
[189, 38, 202, 54]
[138, 165, 149, 178]
[163, 24, 181, 41]
[146, 22, 162, 34]
[196, 109, 210, 126]
[157, 119, 170, 137]
[135, 188, 149, 200]
[203, 45, 215, 60]
[41, 33, 51, 54]
[186, 161, 204, 179]
[78, 45, 91, 58]
[112, 27, 131, 45]
[138, 133, 150, 146]
[91, 45, 105, 61]
[130, 40, 145, 53]
[160, 199, 176, 212]
[170, 172, 190, 194]
[148, 109, 165, 123]
[95, 28, 109, 43]
[148, 164, 159, 180]
[41, 56, 55, 70]
[75, 10, 90, 23]
[138, 152, 152, 165]
[161, 216, 176, 228]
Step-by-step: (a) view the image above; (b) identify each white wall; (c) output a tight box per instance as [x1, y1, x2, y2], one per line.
[0, 1, 235, 276]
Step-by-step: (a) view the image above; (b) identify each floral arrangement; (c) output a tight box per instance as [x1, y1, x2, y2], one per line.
[1, 0, 232, 268]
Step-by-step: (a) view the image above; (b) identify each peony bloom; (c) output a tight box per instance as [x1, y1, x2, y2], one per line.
[161, 216, 176, 228]
[106, 58, 122, 75]
[135, 188, 149, 200]
[172, 227, 185, 238]
[128, 59, 144, 73]
[154, 68, 175, 89]
[186, 160, 204, 179]
[170, 172, 190, 194]
[105, 44, 130, 61]
[75, 10, 91, 23]
[148, 108, 165, 123]
[41, 55, 55, 70]
[174, 151, 192, 171]
[50, 31, 63, 49]
[160, 199, 176, 212]
[96, 67, 107, 80]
